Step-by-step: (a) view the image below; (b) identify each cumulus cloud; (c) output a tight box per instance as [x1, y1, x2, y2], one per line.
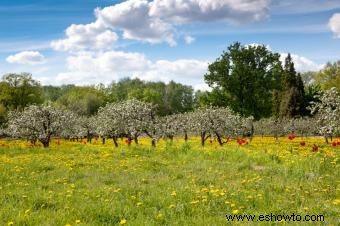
[6, 51, 45, 65]
[55, 50, 208, 87]
[329, 13, 340, 38]
[97, 0, 176, 46]
[52, 0, 270, 49]
[280, 53, 324, 72]
[51, 21, 118, 51]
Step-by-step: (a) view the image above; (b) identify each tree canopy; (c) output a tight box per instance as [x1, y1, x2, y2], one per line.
[204, 42, 282, 119]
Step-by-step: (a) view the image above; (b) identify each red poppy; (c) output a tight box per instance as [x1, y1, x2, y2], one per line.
[332, 141, 337, 147]
[337, 141, 340, 145]
[312, 145, 319, 151]
[288, 135, 296, 140]
[125, 139, 131, 145]
[237, 139, 247, 145]
[300, 141, 306, 146]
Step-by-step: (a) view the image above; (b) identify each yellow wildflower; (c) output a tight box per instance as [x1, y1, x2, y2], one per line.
[119, 219, 127, 225]
[232, 209, 240, 214]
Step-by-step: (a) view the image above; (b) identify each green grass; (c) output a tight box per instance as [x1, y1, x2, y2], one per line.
[0, 138, 339, 225]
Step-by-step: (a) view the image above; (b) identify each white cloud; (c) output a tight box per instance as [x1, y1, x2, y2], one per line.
[51, 21, 118, 52]
[245, 43, 271, 50]
[52, 0, 270, 49]
[329, 13, 340, 38]
[97, 0, 176, 46]
[184, 35, 195, 44]
[6, 51, 45, 65]
[280, 53, 324, 72]
[55, 50, 208, 87]
[149, 0, 270, 24]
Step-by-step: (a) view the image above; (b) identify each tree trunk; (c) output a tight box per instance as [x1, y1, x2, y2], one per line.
[102, 137, 106, 145]
[216, 133, 223, 146]
[184, 131, 188, 142]
[39, 136, 50, 148]
[324, 134, 329, 144]
[151, 139, 156, 147]
[134, 136, 138, 144]
[201, 132, 205, 146]
[113, 136, 118, 147]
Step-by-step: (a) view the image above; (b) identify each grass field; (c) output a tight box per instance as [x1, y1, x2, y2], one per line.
[0, 137, 339, 225]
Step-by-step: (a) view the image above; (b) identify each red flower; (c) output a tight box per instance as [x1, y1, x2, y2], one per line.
[288, 135, 296, 140]
[237, 139, 247, 145]
[125, 139, 131, 145]
[312, 145, 319, 151]
[209, 140, 213, 144]
[332, 141, 337, 147]
[337, 141, 340, 145]
[300, 141, 306, 146]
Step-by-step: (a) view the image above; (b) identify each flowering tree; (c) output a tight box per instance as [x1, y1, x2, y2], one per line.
[310, 87, 340, 143]
[158, 114, 182, 141]
[254, 117, 285, 139]
[117, 99, 155, 145]
[79, 116, 97, 143]
[96, 99, 157, 147]
[282, 117, 317, 137]
[96, 103, 122, 147]
[7, 105, 68, 147]
[191, 107, 243, 146]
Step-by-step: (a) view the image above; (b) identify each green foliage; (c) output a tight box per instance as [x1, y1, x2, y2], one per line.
[0, 73, 44, 110]
[43, 85, 75, 102]
[108, 78, 194, 116]
[56, 86, 106, 116]
[204, 42, 282, 119]
[0, 73, 44, 126]
[314, 61, 340, 91]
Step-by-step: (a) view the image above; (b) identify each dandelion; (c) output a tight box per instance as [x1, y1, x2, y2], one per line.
[168, 204, 176, 208]
[232, 209, 240, 214]
[119, 219, 127, 225]
[136, 202, 143, 206]
[8, 222, 14, 226]
[65, 224, 71, 226]
[75, 220, 81, 224]
[171, 191, 177, 196]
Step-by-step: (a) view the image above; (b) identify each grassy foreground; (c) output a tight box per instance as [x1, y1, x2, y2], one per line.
[0, 137, 339, 225]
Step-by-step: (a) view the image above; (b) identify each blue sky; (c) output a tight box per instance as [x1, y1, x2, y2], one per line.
[0, 0, 339, 90]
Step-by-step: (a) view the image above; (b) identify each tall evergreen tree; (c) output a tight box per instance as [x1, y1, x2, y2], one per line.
[278, 54, 305, 118]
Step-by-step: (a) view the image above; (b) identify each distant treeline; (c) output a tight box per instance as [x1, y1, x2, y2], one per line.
[0, 42, 339, 127]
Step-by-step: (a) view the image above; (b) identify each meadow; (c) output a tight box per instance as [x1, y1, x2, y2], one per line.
[0, 137, 339, 225]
